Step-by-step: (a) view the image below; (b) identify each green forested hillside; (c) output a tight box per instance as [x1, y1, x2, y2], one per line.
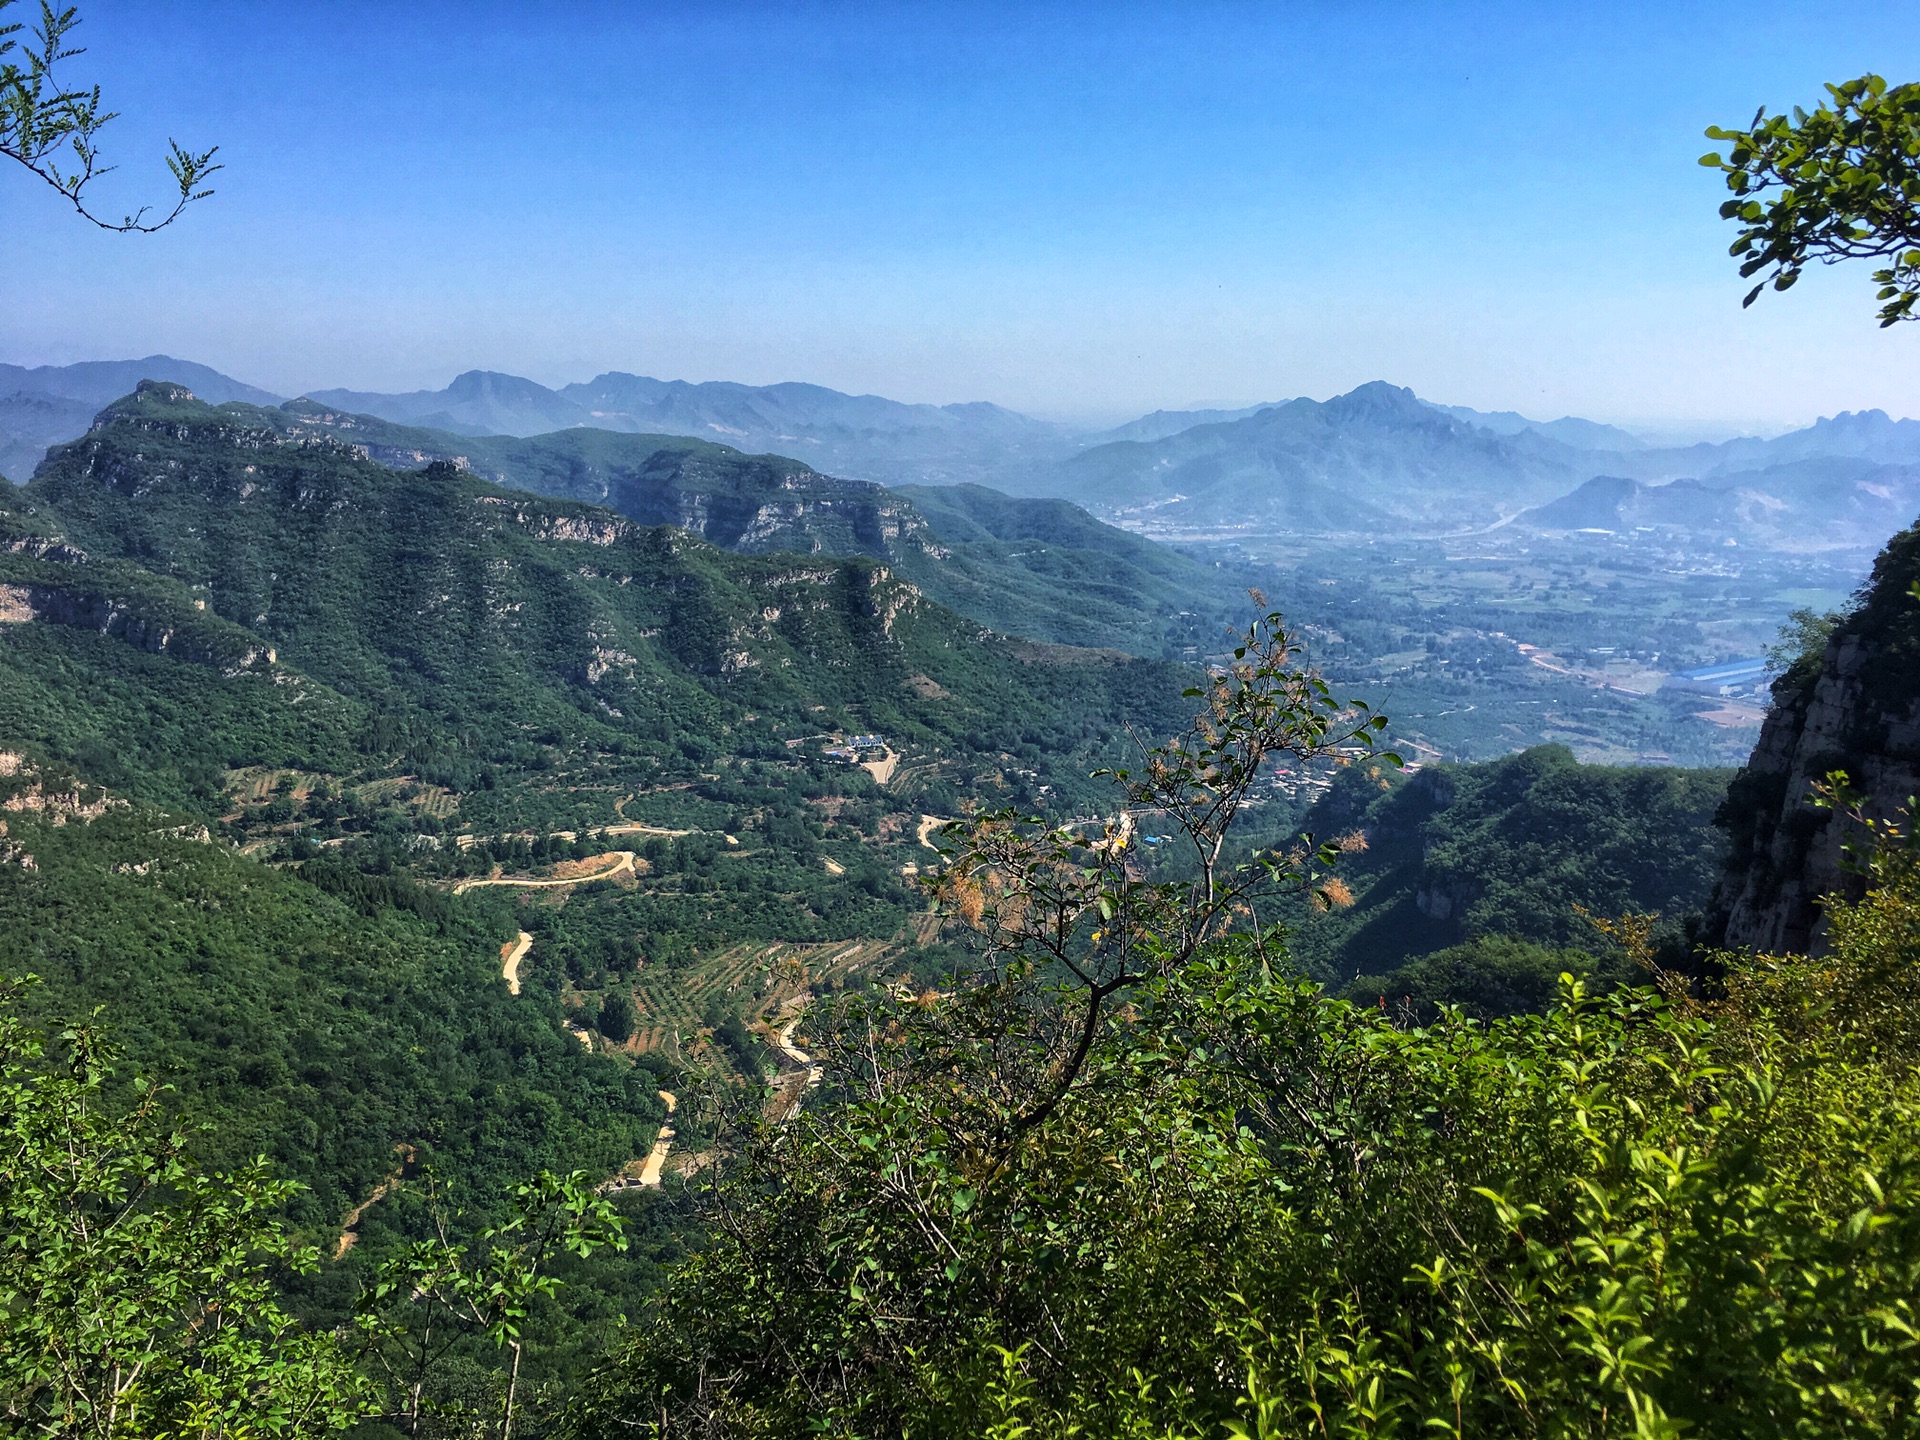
[130, 390, 1252, 658]
[0, 382, 1203, 1249]
[7, 383, 1192, 830]
[0, 764, 662, 1232]
[889, 482, 1249, 654]
[274, 399, 937, 559]
[1287, 744, 1732, 983]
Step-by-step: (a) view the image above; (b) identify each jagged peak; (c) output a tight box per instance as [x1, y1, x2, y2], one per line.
[88, 379, 213, 431]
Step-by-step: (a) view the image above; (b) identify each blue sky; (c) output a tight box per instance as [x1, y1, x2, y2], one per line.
[3, 0, 1918, 430]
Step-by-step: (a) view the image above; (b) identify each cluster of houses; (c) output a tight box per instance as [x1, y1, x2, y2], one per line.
[823, 734, 886, 764]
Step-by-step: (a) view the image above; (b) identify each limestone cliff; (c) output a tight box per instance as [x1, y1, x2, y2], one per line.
[1707, 520, 1920, 952]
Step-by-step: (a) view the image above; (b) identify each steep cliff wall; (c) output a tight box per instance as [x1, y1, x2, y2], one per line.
[1708, 520, 1920, 952]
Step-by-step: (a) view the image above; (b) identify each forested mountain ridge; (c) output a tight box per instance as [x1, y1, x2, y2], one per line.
[79, 388, 1252, 658]
[6, 382, 1194, 827]
[271, 398, 941, 561]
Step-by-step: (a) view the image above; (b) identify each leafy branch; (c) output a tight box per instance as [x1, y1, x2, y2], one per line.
[353, 1168, 627, 1440]
[0, 0, 219, 231]
[1703, 74, 1920, 325]
[926, 606, 1395, 1142]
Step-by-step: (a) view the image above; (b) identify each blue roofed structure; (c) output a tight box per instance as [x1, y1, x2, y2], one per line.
[1661, 657, 1772, 697]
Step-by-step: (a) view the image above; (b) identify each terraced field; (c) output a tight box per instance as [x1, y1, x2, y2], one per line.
[630, 937, 901, 1058]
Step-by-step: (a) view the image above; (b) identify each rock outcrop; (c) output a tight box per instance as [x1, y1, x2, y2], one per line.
[1707, 520, 1920, 952]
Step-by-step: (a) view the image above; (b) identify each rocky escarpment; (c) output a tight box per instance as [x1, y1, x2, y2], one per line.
[272, 398, 945, 564]
[0, 579, 277, 673]
[1, 483, 278, 674]
[1707, 520, 1920, 953]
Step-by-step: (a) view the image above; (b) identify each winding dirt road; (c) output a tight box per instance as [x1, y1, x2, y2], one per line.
[453, 850, 635, 895]
[500, 930, 533, 995]
[332, 1143, 417, 1260]
[775, 1008, 822, 1087]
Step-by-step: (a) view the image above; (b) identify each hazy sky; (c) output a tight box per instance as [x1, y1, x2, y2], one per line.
[4, 1, 1918, 430]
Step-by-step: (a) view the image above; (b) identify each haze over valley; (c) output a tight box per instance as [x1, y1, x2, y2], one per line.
[4, 352, 1894, 772]
[8, 5, 1920, 1433]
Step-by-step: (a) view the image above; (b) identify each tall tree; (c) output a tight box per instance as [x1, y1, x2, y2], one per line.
[0, 0, 217, 230]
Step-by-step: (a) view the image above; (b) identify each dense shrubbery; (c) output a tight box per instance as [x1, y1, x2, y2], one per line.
[1340, 932, 1624, 1019]
[575, 619, 1920, 1439]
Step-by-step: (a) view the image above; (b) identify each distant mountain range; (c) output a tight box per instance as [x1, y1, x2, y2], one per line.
[306, 369, 1070, 487]
[1042, 382, 1586, 534]
[1516, 460, 1920, 552]
[1044, 382, 1920, 548]
[21, 384, 1253, 659]
[6, 356, 1918, 552]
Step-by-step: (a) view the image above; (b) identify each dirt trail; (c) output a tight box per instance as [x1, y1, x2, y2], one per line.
[775, 1016, 818, 1078]
[500, 930, 533, 995]
[862, 748, 900, 786]
[771, 1001, 823, 1119]
[916, 814, 948, 850]
[637, 1091, 677, 1187]
[333, 1144, 417, 1260]
[452, 850, 635, 895]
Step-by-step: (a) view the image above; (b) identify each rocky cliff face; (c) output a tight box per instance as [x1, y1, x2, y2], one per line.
[1708, 520, 1920, 953]
[270, 397, 944, 566]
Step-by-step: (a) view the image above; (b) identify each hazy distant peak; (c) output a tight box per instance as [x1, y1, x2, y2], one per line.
[1434, 400, 1647, 453]
[940, 399, 1030, 420]
[0, 356, 281, 408]
[1321, 381, 1440, 426]
[1081, 403, 1281, 446]
[443, 370, 567, 402]
[1800, 408, 1920, 444]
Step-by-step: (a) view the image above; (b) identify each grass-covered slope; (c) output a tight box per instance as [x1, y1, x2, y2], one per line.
[1290, 744, 1732, 982]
